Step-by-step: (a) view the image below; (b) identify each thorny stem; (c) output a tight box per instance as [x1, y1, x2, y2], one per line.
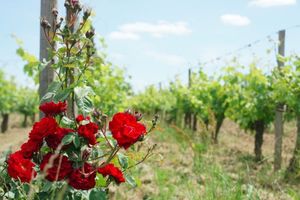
[125, 144, 157, 172]
[76, 57, 90, 83]
[0, 174, 10, 197]
[42, 27, 56, 51]
[75, 41, 88, 56]
[88, 152, 110, 162]
[55, 155, 64, 181]
[100, 130, 114, 150]
[98, 145, 120, 168]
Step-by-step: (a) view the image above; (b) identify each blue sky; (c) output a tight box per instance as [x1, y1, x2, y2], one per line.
[1, 0, 300, 91]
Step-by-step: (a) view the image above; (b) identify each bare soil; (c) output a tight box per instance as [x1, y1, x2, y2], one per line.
[0, 117, 298, 199]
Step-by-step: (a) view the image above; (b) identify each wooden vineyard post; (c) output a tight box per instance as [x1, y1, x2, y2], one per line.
[274, 30, 285, 171]
[159, 82, 162, 91]
[39, 0, 57, 119]
[65, 0, 78, 119]
[188, 68, 192, 88]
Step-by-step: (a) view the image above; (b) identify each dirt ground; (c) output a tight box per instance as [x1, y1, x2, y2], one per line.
[0, 127, 30, 153]
[0, 117, 298, 199]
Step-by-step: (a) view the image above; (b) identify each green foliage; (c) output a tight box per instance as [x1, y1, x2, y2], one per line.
[224, 63, 275, 131]
[86, 61, 131, 116]
[14, 35, 40, 84]
[131, 85, 175, 115]
[129, 68, 228, 131]
[16, 87, 39, 116]
[0, 70, 18, 115]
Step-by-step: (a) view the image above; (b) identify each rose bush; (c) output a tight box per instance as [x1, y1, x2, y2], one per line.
[3, 101, 156, 199]
[0, 0, 157, 199]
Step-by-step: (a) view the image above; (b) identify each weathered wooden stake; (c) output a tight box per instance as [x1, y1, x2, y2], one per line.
[274, 30, 285, 171]
[39, 0, 57, 119]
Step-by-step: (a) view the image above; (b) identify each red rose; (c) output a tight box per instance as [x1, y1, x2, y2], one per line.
[46, 127, 74, 149]
[68, 163, 96, 190]
[29, 117, 58, 143]
[20, 139, 42, 158]
[109, 112, 146, 149]
[78, 122, 98, 145]
[71, 0, 79, 6]
[39, 101, 67, 117]
[98, 163, 125, 184]
[40, 153, 73, 182]
[7, 151, 37, 183]
[76, 114, 90, 123]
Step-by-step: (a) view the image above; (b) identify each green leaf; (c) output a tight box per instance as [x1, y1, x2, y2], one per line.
[125, 174, 137, 188]
[74, 86, 94, 115]
[47, 81, 62, 93]
[41, 181, 52, 192]
[5, 191, 15, 199]
[62, 134, 74, 145]
[40, 92, 55, 103]
[73, 134, 80, 148]
[96, 173, 107, 187]
[89, 188, 107, 200]
[54, 88, 73, 102]
[117, 153, 128, 169]
[61, 116, 76, 127]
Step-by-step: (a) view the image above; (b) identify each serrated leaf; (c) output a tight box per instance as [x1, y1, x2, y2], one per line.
[75, 86, 94, 115]
[40, 92, 55, 103]
[41, 181, 52, 192]
[125, 174, 137, 188]
[54, 88, 73, 102]
[117, 153, 128, 169]
[73, 134, 80, 148]
[61, 116, 76, 127]
[89, 188, 107, 200]
[62, 134, 74, 145]
[96, 173, 107, 187]
[47, 81, 62, 93]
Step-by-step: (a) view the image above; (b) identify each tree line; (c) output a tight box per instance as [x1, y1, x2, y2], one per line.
[130, 56, 300, 179]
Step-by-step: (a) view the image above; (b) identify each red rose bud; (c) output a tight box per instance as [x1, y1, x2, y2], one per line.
[52, 8, 58, 17]
[152, 114, 159, 127]
[92, 109, 101, 119]
[83, 9, 91, 20]
[41, 18, 49, 29]
[124, 109, 133, 115]
[134, 112, 143, 121]
[76, 114, 91, 124]
[64, 0, 70, 8]
[81, 147, 92, 161]
[138, 134, 145, 141]
[71, 0, 79, 6]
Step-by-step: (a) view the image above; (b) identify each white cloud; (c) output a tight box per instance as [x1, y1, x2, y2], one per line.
[249, 0, 296, 7]
[108, 31, 140, 40]
[146, 51, 186, 66]
[220, 14, 251, 26]
[108, 21, 192, 40]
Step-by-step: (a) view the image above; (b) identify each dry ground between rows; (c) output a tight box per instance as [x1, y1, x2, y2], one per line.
[0, 118, 298, 199]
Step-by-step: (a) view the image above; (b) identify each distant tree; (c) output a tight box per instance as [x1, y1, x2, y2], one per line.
[0, 70, 18, 133]
[17, 88, 39, 127]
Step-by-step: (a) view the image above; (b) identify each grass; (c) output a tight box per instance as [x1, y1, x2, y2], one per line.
[111, 121, 300, 200]
[2, 116, 300, 199]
